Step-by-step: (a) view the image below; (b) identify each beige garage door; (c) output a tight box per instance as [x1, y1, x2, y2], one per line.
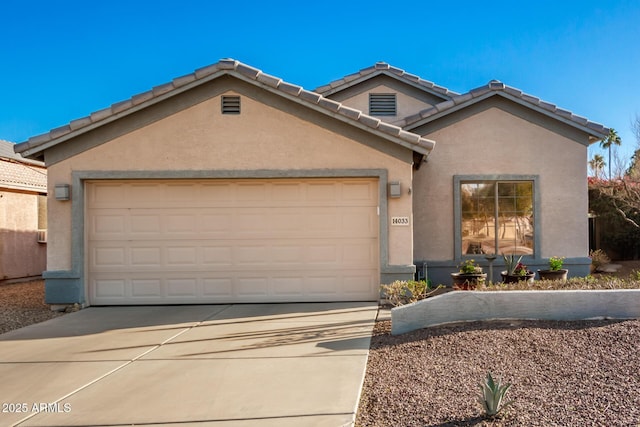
[87, 178, 379, 305]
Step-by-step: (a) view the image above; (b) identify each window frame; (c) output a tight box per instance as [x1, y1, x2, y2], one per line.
[453, 175, 540, 261]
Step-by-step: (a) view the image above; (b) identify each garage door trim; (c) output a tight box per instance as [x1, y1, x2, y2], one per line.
[58, 169, 394, 306]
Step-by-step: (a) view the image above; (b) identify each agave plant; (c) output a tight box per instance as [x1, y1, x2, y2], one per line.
[478, 372, 513, 417]
[503, 254, 523, 276]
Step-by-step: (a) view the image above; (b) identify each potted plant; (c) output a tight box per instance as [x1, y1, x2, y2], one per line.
[538, 256, 568, 281]
[451, 259, 487, 290]
[501, 254, 535, 283]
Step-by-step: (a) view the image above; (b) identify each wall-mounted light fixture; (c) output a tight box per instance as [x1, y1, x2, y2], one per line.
[55, 184, 71, 201]
[388, 181, 401, 198]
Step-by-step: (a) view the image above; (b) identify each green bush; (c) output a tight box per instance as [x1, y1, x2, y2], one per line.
[380, 280, 432, 306]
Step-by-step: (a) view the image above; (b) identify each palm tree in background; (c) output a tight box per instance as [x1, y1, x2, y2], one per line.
[589, 154, 606, 179]
[600, 128, 622, 179]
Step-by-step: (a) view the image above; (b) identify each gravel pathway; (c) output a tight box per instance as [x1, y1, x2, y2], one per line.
[356, 317, 640, 426]
[0, 280, 64, 335]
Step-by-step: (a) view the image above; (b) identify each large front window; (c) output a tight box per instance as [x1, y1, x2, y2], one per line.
[460, 180, 535, 256]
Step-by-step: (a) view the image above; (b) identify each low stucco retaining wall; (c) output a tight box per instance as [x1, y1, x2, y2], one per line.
[391, 290, 640, 335]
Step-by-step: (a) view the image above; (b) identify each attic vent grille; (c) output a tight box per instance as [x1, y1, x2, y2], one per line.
[221, 96, 241, 114]
[369, 93, 396, 116]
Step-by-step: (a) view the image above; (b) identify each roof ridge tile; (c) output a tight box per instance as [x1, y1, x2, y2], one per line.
[235, 62, 261, 79]
[256, 72, 282, 88]
[49, 125, 71, 140]
[112, 99, 133, 114]
[299, 89, 321, 104]
[132, 90, 154, 106]
[317, 97, 341, 112]
[173, 73, 197, 88]
[152, 82, 175, 96]
[358, 115, 381, 129]
[218, 59, 237, 69]
[194, 63, 220, 78]
[279, 81, 303, 96]
[377, 121, 401, 137]
[403, 80, 608, 138]
[337, 105, 361, 120]
[90, 107, 112, 122]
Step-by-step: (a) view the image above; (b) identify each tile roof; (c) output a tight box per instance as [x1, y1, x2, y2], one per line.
[15, 59, 436, 160]
[0, 139, 44, 166]
[400, 80, 609, 139]
[0, 141, 47, 192]
[315, 62, 459, 99]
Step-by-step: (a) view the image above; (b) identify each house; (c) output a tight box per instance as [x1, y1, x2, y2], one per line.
[14, 60, 607, 306]
[0, 140, 47, 282]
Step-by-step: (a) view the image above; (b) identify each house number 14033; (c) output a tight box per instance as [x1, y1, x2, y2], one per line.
[391, 217, 410, 226]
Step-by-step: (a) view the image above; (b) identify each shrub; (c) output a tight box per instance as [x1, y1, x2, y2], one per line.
[589, 249, 611, 271]
[548, 256, 565, 271]
[380, 280, 438, 306]
[459, 259, 482, 274]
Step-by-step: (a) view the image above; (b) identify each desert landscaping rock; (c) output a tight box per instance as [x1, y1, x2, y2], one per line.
[356, 317, 640, 426]
[0, 280, 63, 334]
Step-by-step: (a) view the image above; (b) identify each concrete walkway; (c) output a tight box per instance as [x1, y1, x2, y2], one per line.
[0, 303, 378, 426]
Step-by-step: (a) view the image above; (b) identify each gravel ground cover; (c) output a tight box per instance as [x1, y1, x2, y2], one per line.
[0, 280, 64, 335]
[356, 261, 640, 426]
[356, 318, 640, 426]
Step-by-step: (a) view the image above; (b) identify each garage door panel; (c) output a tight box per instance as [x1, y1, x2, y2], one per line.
[236, 277, 269, 297]
[201, 247, 233, 265]
[202, 278, 233, 297]
[131, 279, 162, 297]
[91, 212, 126, 236]
[88, 179, 379, 304]
[94, 279, 126, 298]
[166, 247, 198, 266]
[167, 278, 197, 297]
[91, 239, 378, 271]
[130, 247, 162, 267]
[130, 214, 162, 234]
[342, 181, 378, 201]
[93, 247, 126, 268]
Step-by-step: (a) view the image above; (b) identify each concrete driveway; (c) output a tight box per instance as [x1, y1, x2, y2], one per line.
[0, 303, 378, 426]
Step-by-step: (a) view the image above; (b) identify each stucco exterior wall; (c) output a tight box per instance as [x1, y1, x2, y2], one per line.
[46, 85, 415, 277]
[413, 106, 588, 264]
[0, 190, 46, 280]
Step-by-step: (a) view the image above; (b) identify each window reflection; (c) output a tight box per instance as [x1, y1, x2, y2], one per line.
[461, 181, 534, 255]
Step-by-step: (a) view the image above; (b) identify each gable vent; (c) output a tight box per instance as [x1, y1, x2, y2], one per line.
[221, 96, 241, 114]
[369, 93, 396, 116]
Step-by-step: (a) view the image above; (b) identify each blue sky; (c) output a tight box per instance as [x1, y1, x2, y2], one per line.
[2, 0, 639, 166]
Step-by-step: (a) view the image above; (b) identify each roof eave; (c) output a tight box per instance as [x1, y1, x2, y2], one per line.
[16, 62, 434, 162]
[317, 69, 456, 101]
[405, 91, 609, 143]
[229, 71, 435, 157]
[15, 68, 232, 159]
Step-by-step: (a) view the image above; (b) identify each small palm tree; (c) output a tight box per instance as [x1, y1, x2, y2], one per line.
[600, 128, 622, 179]
[589, 154, 605, 179]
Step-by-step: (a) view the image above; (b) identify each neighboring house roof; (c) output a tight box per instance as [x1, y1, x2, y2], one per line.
[14, 59, 436, 162]
[0, 139, 44, 166]
[0, 141, 47, 193]
[400, 80, 608, 142]
[315, 61, 459, 100]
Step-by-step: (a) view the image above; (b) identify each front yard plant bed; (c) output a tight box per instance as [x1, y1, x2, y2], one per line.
[391, 289, 640, 335]
[388, 276, 640, 335]
[355, 318, 640, 426]
[357, 268, 640, 425]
